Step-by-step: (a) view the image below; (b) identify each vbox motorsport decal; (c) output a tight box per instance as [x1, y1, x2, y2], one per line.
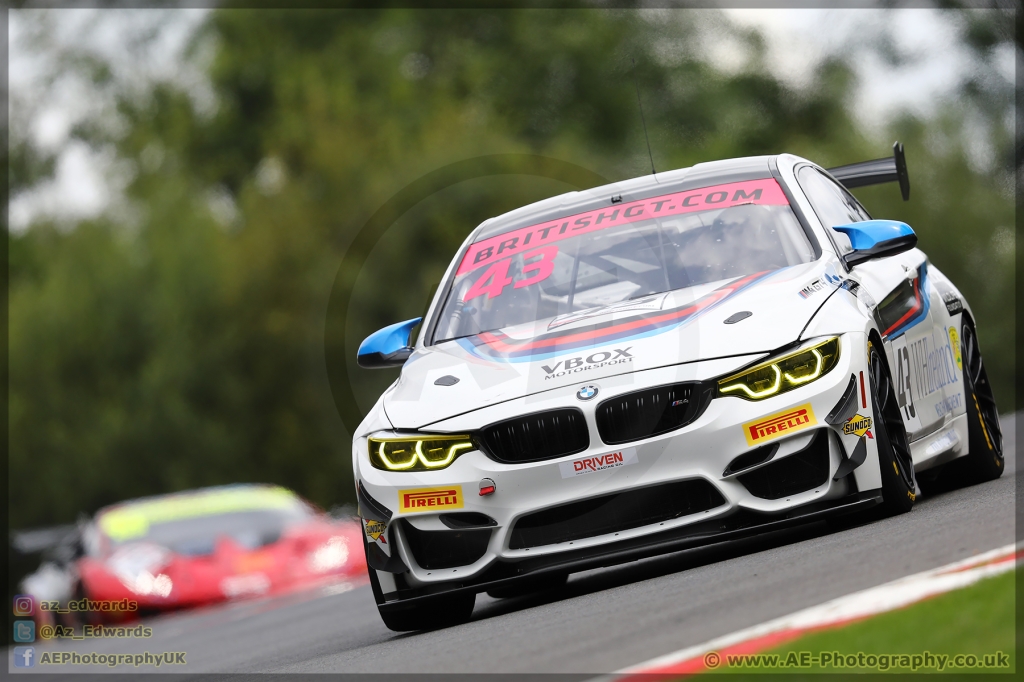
[542, 348, 633, 380]
[457, 269, 778, 363]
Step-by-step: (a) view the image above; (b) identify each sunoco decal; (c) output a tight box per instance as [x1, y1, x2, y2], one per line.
[398, 486, 463, 513]
[744, 404, 817, 446]
[457, 269, 777, 363]
[843, 414, 873, 439]
[363, 519, 387, 544]
[559, 448, 638, 478]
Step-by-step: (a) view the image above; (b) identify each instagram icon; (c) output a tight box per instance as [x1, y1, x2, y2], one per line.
[13, 595, 34, 617]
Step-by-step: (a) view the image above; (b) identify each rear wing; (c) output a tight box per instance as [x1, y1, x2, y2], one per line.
[826, 141, 910, 201]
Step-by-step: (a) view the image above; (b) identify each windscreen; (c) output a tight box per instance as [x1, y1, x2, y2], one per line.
[435, 178, 815, 342]
[97, 487, 314, 555]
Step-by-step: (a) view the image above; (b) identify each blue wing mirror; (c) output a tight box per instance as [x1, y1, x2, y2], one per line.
[357, 317, 421, 369]
[833, 220, 917, 268]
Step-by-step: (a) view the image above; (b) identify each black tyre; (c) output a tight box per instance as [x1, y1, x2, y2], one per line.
[959, 322, 1004, 481]
[868, 341, 916, 514]
[377, 591, 476, 632]
[363, 536, 476, 632]
[486, 572, 568, 599]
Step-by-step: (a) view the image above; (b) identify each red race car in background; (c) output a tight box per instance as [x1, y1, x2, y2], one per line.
[18, 484, 366, 624]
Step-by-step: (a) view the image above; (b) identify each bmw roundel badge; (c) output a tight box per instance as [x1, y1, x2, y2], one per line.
[577, 385, 599, 401]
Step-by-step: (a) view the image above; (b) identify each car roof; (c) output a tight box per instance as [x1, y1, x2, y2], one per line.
[470, 155, 776, 242]
[95, 483, 298, 518]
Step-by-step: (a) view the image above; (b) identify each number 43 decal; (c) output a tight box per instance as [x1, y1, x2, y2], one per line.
[464, 246, 558, 301]
[895, 344, 916, 420]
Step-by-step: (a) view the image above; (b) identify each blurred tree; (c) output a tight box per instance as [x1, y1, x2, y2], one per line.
[7, 8, 1015, 534]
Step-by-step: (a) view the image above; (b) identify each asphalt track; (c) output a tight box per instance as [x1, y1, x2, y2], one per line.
[14, 414, 1017, 677]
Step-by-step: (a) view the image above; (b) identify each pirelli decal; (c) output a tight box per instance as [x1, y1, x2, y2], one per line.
[398, 486, 464, 513]
[743, 404, 817, 446]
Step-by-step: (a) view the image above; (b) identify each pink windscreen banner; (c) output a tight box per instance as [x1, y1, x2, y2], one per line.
[457, 178, 789, 276]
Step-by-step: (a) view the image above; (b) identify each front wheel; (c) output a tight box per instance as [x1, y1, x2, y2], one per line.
[868, 342, 916, 515]
[363, 536, 476, 632]
[377, 591, 476, 632]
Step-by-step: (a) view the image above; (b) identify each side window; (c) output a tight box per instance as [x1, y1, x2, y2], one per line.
[796, 166, 871, 255]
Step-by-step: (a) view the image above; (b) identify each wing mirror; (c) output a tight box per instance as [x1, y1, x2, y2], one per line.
[357, 317, 421, 369]
[833, 220, 917, 268]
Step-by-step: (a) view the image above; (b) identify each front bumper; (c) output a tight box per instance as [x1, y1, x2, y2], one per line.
[356, 333, 882, 603]
[375, 489, 882, 615]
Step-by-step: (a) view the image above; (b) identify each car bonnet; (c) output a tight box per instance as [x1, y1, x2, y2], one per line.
[383, 258, 843, 429]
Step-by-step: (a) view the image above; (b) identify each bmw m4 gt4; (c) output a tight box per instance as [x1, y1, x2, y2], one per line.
[353, 144, 1003, 630]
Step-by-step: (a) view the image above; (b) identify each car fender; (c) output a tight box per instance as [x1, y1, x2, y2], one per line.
[800, 284, 877, 341]
[353, 390, 395, 478]
[800, 290, 886, 492]
[927, 263, 974, 325]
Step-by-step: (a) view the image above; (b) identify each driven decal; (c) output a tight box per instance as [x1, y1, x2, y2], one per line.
[398, 486, 464, 513]
[743, 404, 817, 446]
[458, 270, 777, 362]
[363, 519, 387, 544]
[559, 448, 638, 478]
[879, 263, 930, 339]
[457, 178, 789, 276]
[842, 414, 874, 439]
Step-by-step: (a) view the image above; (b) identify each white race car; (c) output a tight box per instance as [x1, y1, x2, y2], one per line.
[353, 144, 1003, 631]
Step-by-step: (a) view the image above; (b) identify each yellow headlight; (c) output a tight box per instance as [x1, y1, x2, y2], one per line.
[718, 337, 840, 401]
[368, 435, 475, 472]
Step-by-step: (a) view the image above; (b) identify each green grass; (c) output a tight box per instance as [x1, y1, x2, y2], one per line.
[706, 570, 1015, 675]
